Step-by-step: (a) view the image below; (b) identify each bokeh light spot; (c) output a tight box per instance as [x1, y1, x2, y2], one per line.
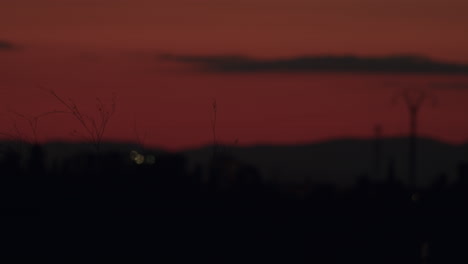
[146, 155, 156, 165]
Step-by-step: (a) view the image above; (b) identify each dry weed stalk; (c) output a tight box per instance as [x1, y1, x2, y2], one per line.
[133, 116, 149, 150]
[48, 89, 116, 152]
[0, 110, 64, 145]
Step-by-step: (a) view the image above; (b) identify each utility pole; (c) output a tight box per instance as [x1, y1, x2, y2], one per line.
[373, 124, 383, 180]
[393, 89, 436, 188]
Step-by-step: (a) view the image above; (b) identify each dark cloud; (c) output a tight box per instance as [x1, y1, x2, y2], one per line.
[159, 54, 468, 74]
[0, 40, 17, 51]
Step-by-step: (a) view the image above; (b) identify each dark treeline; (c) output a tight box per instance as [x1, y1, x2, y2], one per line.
[1, 142, 468, 263]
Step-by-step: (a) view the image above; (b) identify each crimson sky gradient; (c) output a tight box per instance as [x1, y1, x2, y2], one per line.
[1, 0, 468, 150]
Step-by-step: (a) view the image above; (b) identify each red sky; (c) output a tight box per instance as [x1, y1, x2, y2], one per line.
[1, 0, 468, 150]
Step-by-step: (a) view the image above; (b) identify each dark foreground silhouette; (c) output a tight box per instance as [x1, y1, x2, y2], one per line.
[1, 142, 467, 263]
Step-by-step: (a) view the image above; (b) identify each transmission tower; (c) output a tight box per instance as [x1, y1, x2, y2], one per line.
[393, 89, 436, 188]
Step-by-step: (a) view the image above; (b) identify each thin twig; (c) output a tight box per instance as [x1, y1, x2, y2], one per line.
[47, 89, 116, 152]
[1, 109, 66, 144]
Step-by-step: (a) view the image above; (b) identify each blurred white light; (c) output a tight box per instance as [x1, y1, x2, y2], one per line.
[135, 154, 145, 165]
[130, 150, 139, 160]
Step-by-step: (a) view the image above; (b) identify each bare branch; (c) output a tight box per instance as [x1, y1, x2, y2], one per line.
[47, 89, 116, 152]
[1, 108, 66, 145]
[133, 116, 148, 149]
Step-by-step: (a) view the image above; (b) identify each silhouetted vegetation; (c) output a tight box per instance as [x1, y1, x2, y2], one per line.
[0, 140, 467, 262]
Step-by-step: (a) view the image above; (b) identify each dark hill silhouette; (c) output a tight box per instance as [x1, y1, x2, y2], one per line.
[2, 137, 466, 188]
[184, 137, 467, 187]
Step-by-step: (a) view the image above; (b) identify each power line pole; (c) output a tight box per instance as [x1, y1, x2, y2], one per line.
[393, 89, 436, 188]
[373, 124, 383, 180]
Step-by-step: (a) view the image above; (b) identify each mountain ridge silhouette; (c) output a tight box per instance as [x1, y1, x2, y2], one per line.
[1, 137, 466, 187]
